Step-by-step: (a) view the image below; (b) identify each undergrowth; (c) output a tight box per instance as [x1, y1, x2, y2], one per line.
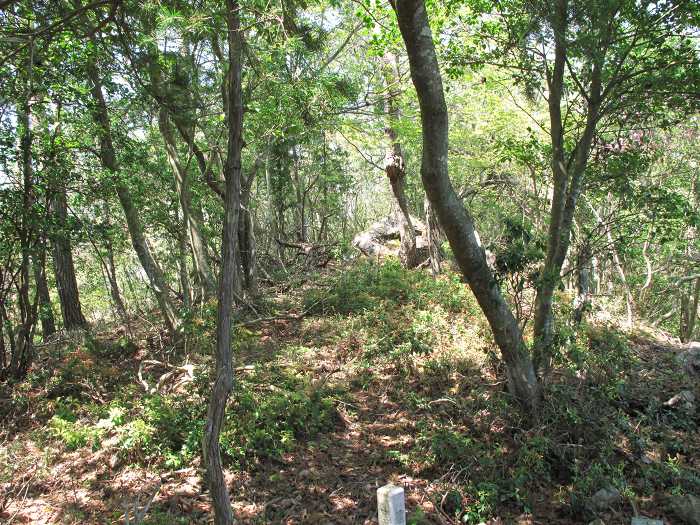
[1, 261, 698, 524]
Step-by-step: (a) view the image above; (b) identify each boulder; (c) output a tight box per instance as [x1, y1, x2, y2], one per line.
[677, 344, 700, 376]
[352, 214, 428, 259]
[663, 390, 696, 412]
[590, 487, 621, 512]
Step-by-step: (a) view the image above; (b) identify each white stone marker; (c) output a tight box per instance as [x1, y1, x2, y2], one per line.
[377, 484, 406, 525]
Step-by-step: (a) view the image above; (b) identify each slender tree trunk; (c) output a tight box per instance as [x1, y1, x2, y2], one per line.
[86, 61, 179, 335]
[290, 146, 307, 243]
[425, 197, 441, 275]
[102, 201, 129, 325]
[159, 108, 217, 296]
[203, 2, 242, 523]
[391, 0, 540, 413]
[531, 1, 604, 372]
[34, 248, 56, 339]
[239, 168, 258, 296]
[573, 241, 592, 324]
[177, 207, 193, 309]
[680, 277, 700, 343]
[265, 149, 282, 259]
[10, 84, 39, 379]
[382, 54, 418, 268]
[51, 188, 88, 330]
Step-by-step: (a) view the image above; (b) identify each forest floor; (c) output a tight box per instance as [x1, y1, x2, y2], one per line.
[1, 261, 698, 525]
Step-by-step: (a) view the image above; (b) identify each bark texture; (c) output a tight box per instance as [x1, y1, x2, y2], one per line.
[383, 54, 418, 268]
[51, 188, 88, 330]
[202, 2, 242, 523]
[392, 0, 540, 412]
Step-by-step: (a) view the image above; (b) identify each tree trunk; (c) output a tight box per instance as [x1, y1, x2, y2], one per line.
[202, 2, 242, 523]
[382, 54, 418, 269]
[158, 108, 217, 296]
[425, 196, 442, 275]
[239, 167, 258, 296]
[265, 148, 282, 259]
[391, 0, 540, 413]
[51, 188, 88, 330]
[86, 60, 179, 335]
[586, 198, 634, 326]
[102, 201, 129, 326]
[573, 241, 592, 325]
[177, 207, 193, 309]
[34, 248, 56, 339]
[10, 83, 39, 379]
[680, 277, 700, 343]
[531, 0, 603, 372]
[291, 146, 307, 243]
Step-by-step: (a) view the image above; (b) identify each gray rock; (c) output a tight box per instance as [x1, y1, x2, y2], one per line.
[588, 520, 606, 525]
[671, 494, 700, 525]
[630, 518, 663, 525]
[590, 487, 622, 511]
[677, 346, 700, 376]
[631, 516, 664, 525]
[663, 390, 696, 411]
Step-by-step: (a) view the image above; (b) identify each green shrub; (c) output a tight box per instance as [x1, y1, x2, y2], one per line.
[303, 260, 477, 316]
[49, 415, 102, 451]
[220, 373, 338, 466]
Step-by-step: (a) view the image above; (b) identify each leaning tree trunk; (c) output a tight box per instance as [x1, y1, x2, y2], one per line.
[202, 2, 242, 523]
[391, 0, 540, 413]
[159, 108, 217, 296]
[51, 188, 88, 330]
[382, 54, 418, 269]
[86, 60, 179, 335]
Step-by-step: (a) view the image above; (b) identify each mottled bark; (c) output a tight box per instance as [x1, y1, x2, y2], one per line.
[382, 54, 418, 268]
[202, 1, 242, 523]
[391, 0, 540, 413]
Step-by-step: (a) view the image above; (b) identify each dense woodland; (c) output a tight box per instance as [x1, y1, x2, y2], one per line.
[1, 0, 700, 524]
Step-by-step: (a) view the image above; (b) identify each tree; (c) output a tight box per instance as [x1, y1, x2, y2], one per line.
[390, 0, 541, 412]
[202, 0, 243, 522]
